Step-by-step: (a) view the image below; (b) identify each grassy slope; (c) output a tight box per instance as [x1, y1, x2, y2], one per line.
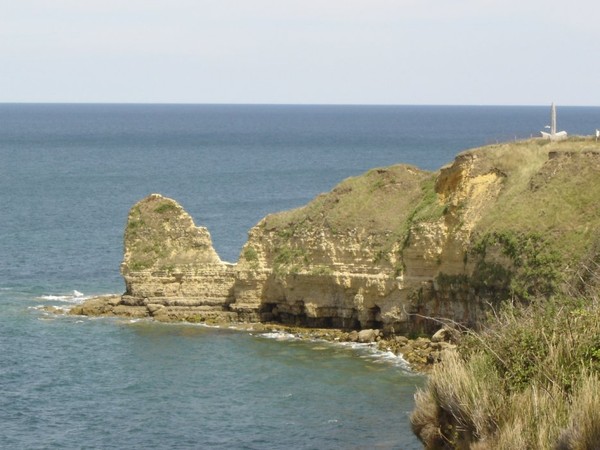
[253, 164, 434, 272]
[262, 164, 431, 238]
[472, 138, 600, 265]
[411, 295, 600, 449]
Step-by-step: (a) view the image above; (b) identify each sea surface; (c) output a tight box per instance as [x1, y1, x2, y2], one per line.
[1, 104, 599, 449]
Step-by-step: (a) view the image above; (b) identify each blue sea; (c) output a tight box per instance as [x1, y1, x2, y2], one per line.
[1, 104, 599, 449]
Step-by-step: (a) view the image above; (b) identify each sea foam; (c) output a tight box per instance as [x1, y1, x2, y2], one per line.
[258, 330, 412, 370]
[258, 331, 300, 341]
[37, 290, 87, 303]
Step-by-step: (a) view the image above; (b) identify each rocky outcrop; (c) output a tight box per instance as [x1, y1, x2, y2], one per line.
[114, 194, 240, 322]
[72, 138, 600, 335]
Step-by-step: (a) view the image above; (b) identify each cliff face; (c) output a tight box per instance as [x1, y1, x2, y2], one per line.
[235, 164, 429, 331]
[75, 139, 600, 334]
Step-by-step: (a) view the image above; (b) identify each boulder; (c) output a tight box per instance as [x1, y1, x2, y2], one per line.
[358, 329, 380, 343]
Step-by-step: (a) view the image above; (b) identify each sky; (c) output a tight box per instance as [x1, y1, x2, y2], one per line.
[2, 0, 599, 105]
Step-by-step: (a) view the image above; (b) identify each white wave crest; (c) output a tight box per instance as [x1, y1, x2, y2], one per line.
[28, 304, 71, 314]
[37, 290, 89, 304]
[360, 349, 412, 370]
[259, 331, 299, 341]
[257, 331, 411, 370]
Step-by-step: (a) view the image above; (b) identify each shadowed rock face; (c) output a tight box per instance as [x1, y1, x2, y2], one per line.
[75, 139, 600, 334]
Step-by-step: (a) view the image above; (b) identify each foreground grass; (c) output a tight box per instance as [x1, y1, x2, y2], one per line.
[411, 287, 600, 449]
[410, 141, 600, 448]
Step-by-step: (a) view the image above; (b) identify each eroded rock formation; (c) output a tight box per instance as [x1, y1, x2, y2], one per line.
[72, 139, 600, 335]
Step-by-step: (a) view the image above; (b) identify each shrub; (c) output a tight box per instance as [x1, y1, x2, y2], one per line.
[411, 294, 600, 449]
[243, 246, 258, 262]
[471, 231, 562, 301]
[154, 202, 178, 214]
[272, 246, 309, 277]
[128, 260, 152, 272]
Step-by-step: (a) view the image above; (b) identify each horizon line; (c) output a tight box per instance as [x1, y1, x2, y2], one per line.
[1, 101, 598, 108]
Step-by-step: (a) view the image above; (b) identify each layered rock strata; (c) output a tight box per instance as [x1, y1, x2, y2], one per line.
[108, 193, 240, 322]
[72, 139, 600, 335]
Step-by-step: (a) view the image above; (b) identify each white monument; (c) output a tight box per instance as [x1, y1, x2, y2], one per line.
[540, 103, 567, 141]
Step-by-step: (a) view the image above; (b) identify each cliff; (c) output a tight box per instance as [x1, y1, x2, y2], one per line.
[71, 138, 600, 334]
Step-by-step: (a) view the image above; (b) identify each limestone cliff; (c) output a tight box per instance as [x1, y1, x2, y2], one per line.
[115, 194, 238, 322]
[72, 138, 600, 334]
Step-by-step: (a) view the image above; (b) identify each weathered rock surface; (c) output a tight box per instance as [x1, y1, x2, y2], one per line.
[72, 139, 600, 336]
[113, 194, 242, 322]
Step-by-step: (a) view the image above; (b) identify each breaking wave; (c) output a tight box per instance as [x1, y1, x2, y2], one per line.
[37, 290, 88, 304]
[258, 330, 411, 370]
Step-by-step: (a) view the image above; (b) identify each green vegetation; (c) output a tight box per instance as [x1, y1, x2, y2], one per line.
[409, 139, 600, 448]
[123, 195, 212, 272]
[263, 164, 430, 246]
[409, 175, 447, 224]
[263, 165, 444, 276]
[372, 248, 390, 265]
[159, 264, 175, 272]
[470, 231, 562, 301]
[272, 246, 309, 277]
[243, 246, 258, 262]
[126, 217, 144, 230]
[397, 174, 449, 258]
[309, 264, 334, 276]
[154, 202, 178, 214]
[257, 139, 600, 287]
[412, 294, 600, 449]
[474, 139, 600, 265]
[128, 260, 152, 271]
[125, 206, 145, 237]
[260, 164, 439, 274]
[186, 314, 205, 323]
[242, 246, 260, 270]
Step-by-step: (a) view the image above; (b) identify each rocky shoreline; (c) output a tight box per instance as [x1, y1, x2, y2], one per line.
[241, 322, 458, 373]
[67, 295, 456, 373]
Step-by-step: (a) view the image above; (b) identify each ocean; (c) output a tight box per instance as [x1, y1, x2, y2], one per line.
[1, 104, 599, 449]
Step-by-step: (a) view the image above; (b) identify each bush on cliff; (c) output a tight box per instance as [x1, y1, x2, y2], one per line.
[411, 287, 600, 449]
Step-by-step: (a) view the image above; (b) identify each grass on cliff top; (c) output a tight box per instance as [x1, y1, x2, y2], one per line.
[262, 164, 433, 240]
[260, 138, 600, 276]
[472, 137, 600, 264]
[124, 195, 218, 272]
[125, 198, 177, 270]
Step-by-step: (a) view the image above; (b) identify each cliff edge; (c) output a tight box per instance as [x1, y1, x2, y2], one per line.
[72, 138, 600, 334]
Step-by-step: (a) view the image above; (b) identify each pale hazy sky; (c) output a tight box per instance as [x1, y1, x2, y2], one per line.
[2, 0, 599, 105]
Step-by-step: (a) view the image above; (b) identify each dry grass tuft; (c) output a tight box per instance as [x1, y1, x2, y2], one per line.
[556, 374, 600, 450]
[411, 388, 446, 449]
[411, 292, 600, 449]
